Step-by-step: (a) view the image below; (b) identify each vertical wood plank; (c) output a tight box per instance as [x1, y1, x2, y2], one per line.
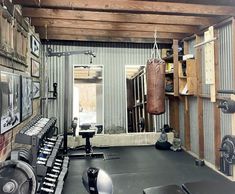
[2, 18, 6, 46]
[184, 96, 191, 150]
[169, 96, 179, 136]
[196, 35, 204, 159]
[183, 40, 191, 150]
[0, 10, 2, 45]
[213, 28, 221, 168]
[173, 39, 179, 97]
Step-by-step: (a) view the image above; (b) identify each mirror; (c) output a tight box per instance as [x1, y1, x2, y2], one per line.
[73, 65, 104, 135]
[125, 65, 156, 133]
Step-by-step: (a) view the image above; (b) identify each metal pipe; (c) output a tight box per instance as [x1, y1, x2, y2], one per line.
[194, 37, 217, 48]
[63, 55, 69, 154]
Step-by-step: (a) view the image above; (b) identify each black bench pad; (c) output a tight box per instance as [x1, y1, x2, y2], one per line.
[143, 185, 186, 194]
[182, 181, 235, 194]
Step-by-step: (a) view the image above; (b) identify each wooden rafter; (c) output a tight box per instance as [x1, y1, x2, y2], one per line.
[37, 27, 187, 39]
[37, 27, 187, 41]
[40, 35, 173, 43]
[31, 19, 198, 34]
[22, 8, 218, 26]
[13, 0, 235, 16]
[133, 0, 235, 6]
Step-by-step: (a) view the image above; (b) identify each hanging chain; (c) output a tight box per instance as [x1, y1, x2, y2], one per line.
[151, 29, 161, 60]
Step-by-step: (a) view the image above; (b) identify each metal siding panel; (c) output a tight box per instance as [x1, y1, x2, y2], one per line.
[179, 100, 185, 146]
[42, 41, 168, 134]
[203, 99, 215, 164]
[220, 113, 232, 140]
[189, 97, 199, 155]
[155, 99, 170, 130]
[218, 24, 234, 94]
[188, 39, 196, 56]
[217, 23, 233, 141]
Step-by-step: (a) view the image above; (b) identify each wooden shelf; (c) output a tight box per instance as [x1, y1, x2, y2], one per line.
[178, 59, 197, 96]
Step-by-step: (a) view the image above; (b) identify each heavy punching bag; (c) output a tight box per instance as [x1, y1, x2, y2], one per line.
[146, 58, 166, 115]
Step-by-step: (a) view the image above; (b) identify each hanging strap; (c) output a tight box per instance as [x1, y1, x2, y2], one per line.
[150, 30, 161, 60]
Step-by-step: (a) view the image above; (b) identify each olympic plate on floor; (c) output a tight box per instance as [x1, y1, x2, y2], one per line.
[0, 160, 37, 194]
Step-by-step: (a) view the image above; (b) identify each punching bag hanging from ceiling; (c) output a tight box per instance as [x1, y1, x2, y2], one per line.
[146, 31, 166, 115]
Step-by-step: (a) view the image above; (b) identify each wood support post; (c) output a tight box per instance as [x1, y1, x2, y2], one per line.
[184, 96, 191, 150]
[213, 28, 221, 168]
[196, 35, 204, 159]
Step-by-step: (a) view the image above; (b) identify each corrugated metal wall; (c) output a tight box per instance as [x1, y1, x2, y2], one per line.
[218, 23, 234, 93]
[188, 38, 196, 56]
[189, 97, 199, 155]
[179, 100, 185, 146]
[217, 23, 233, 140]
[42, 41, 170, 133]
[203, 100, 215, 164]
[155, 98, 170, 130]
[220, 113, 232, 140]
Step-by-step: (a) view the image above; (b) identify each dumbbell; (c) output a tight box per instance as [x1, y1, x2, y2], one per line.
[39, 150, 51, 155]
[37, 160, 46, 165]
[37, 157, 47, 162]
[40, 187, 54, 193]
[47, 137, 57, 142]
[40, 147, 52, 152]
[41, 184, 63, 194]
[43, 182, 56, 188]
[44, 141, 55, 145]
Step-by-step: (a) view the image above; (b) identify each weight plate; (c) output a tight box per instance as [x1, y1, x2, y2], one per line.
[0, 160, 37, 194]
[19, 149, 32, 165]
[221, 135, 235, 164]
[12, 148, 32, 165]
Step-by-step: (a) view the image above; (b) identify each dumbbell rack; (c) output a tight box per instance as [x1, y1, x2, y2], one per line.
[15, 115, 69, 194]
[15, 115, 57, 172]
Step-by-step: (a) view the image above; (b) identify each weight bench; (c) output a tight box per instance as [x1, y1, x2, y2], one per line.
[143, 181, 235, 194]
[143, 185, 185, 194]
[182, 180, 235, 194]
[69, 125, 104, 159]
[79, 129, 96, 154]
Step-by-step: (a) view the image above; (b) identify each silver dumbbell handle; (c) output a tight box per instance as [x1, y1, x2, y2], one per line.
[41, 187, 54, 193]
[45, 177, 57, 182]
[47, 173, 58, 178]
[43, 182, 56, 187]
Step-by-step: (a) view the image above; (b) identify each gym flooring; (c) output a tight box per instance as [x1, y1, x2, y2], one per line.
[63, 146, 230, 194]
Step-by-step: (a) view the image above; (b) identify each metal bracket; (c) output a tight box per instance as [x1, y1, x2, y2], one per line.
[46, 48, 96, 58]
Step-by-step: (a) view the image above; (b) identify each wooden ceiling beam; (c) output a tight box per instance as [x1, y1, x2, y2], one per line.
[121, 0, 235, 6]
[13, 0, 235, 16]
[40, 34, 173, 44]
[31, 18, 198, 34]
[22, 8, 218, 26]
[37, 27, 188, 40]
